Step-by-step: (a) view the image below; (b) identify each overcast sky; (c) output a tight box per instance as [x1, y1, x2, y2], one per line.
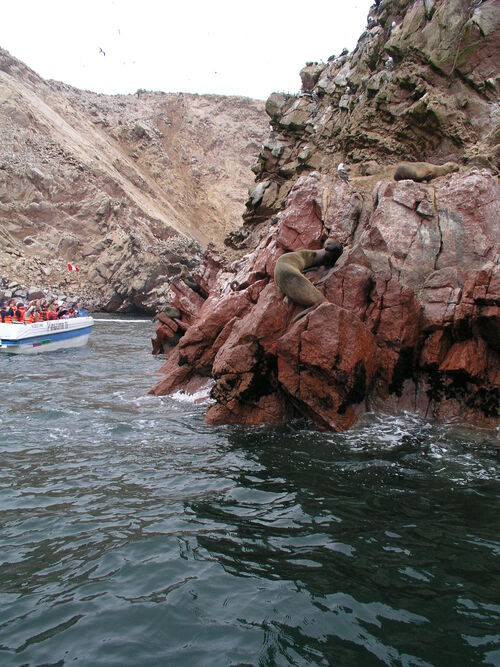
[1, 0, 374, 100]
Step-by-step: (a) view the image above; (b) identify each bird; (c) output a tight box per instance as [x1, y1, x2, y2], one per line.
[337, 163, 349, 182]
[99, 47, 106, 56]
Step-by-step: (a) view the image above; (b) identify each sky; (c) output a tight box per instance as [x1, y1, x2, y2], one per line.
[0, 0, 374, 100]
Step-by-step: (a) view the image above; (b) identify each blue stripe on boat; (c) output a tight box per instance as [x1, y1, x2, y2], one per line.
[1, 326, 93, 346]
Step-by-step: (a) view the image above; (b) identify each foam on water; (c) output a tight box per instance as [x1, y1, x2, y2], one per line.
[170, 383, 214, 405]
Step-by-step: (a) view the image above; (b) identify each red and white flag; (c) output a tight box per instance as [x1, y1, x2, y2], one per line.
[67, 263, 79, 272]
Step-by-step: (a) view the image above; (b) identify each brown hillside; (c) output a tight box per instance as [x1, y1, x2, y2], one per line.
[0, 47, 268, 311]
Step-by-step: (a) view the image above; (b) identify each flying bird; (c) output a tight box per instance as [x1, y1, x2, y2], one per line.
[99, 47, 106, 56]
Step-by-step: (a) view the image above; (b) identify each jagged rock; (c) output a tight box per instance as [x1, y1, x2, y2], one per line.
[148, 0, 497, 431]
[360, 161, 379, 175]
[26, 289, 45, 301]
[265, 92, 292, 120]
[300, 63, 326, 92]
[151, 167, 499, 431]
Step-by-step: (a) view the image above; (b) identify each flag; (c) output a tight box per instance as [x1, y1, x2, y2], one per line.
[68, 263, 79, 272]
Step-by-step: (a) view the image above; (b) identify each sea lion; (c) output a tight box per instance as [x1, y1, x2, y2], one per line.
[394, 161, 459, 182]
[274, 239, 343, 320]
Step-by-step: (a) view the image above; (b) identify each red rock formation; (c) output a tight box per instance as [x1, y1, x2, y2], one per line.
[151, 169, 499, 430]
[151, 0, 499, 431]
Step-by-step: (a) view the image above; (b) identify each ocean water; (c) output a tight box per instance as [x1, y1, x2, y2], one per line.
[0, 315, 498, 666]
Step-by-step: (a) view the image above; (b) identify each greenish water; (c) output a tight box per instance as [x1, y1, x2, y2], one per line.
[0, 315, 498, 666]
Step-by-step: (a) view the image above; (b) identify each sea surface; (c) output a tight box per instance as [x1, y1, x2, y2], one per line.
[0, 315, 498, 667]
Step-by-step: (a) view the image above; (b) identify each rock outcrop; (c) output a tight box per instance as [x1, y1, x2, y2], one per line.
[151, 0, 499, 431]
[0, 48, 268, 311]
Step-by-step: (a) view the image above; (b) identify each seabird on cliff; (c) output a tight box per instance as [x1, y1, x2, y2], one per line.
[337, 163, 349, 182]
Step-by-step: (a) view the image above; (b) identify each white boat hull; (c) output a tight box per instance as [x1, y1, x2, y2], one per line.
[0, 316, 94, 354]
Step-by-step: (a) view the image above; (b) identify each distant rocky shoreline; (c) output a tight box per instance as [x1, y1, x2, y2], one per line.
[0, 46, 268, 313]
[0, 276, 103, 313]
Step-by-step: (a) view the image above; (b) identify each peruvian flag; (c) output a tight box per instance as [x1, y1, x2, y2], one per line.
[68, 263, 79, 272]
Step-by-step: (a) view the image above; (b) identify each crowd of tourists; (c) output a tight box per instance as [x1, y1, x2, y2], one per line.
[0, 299, 85, 324]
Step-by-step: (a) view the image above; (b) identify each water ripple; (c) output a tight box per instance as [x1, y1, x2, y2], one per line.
[0, 316, 498, 665]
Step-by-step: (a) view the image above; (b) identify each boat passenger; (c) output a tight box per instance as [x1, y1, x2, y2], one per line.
[24, 301, 35, 324]
[1, 300, 15, 323]
[15, 303, 26, 323]
[24, 301, 37, 324]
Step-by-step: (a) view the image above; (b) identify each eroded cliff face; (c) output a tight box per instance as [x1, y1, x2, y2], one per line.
[151, 0, 500, 431]
[0, 48, 268, 311]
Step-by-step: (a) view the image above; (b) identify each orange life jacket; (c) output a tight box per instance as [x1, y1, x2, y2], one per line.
[27, 312, 35, 324]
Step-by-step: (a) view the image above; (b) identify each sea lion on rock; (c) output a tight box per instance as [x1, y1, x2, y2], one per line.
[394, 161, 459, 182]
[274, 239, 343, 321]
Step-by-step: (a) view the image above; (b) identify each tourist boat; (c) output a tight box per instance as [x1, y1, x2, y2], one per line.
[0, 316, 94, 354]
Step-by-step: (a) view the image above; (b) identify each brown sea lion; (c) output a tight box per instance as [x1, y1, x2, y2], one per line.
[274, 239, 343, 321]
[394, 161, 459, 182]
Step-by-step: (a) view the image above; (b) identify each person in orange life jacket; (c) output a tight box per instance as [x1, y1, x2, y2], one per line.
[15, 303, 26, 323]
[1, 300, 15, 323]
[24, 301, 38, 323]
[40, 300, 51, 320]
[42, 299, 54, 320]
[47, 304, 58, 320]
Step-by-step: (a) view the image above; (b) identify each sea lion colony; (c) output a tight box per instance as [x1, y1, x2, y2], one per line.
[275, 160, 459, 318]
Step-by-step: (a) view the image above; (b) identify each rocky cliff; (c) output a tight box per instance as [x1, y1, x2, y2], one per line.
[0, 48, 268, 311]
[151, 0, 500, 431]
